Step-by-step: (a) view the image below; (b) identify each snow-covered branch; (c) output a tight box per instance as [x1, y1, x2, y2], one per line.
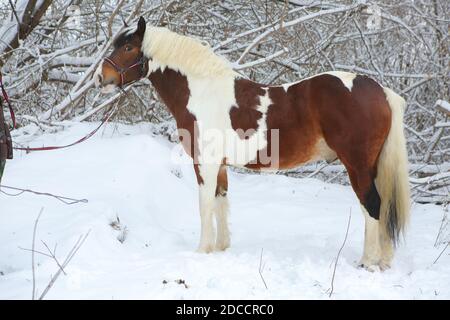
[0, 0, 52, 63]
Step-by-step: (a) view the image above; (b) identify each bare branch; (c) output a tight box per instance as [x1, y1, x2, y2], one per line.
[31, 208, 43, 300]
[328, 209, 351, 298]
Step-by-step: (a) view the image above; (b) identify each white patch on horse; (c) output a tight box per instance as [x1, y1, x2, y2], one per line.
[324, 71, 357, 91]
[279, 74, 323, 91]
[93, 63, 103, 88]
[281, 82, 295, 91]
[279, 71, 357, 92]
[186, 75, 235, 164]
[226, 88, 272, 166]
[185, 73, 273, 166]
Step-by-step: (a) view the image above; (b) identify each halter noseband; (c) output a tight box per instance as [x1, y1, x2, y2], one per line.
[104, 55, 148, 87]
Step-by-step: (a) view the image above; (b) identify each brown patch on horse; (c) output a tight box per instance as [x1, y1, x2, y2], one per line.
[230, 79, 266, 140]
[193, 164, 204, 185]
[149, 68, 203, 186]
[149, 69, 190, 118]
[215, 164, 228, 197]
[269, 85, 324, 168]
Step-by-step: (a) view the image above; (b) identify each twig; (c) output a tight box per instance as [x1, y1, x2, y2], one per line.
[41, 241, 67, 275]
[32, 208, 44, 300]
[434, 209, 448, 247]
[127, 0, 145, 24]
[433, 242, 449, 265]
[38, 230, 90, 300]
[306, 161, 331, 178]
[0, 184, 88, 205]
[107, 0, 127, 38]
[19, 246, 53, 258]
[259, 248, 268, 290]
[235, 3, 361, 64]
[233, 48, 288, 70]
[8, 0, 21, 29]
[24, 209, 90, 300]
[329, 209, 352, 298]
[353, 18, 383, 81]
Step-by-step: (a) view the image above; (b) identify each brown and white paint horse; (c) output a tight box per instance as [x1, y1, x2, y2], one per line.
[95, 17, 410, 271]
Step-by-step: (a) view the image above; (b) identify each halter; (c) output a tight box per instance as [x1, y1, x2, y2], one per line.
[104, 54, 148, 87]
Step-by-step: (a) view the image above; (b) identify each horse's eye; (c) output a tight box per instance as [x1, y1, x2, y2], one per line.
[125, 45, 132, 52]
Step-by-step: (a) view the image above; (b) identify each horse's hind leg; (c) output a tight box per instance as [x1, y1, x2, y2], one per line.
[360, 204, 382, 270]
[215, 164, 230, 251]
[345, 166, 384, 270]
[361, 201, 392, 271]
[344, 159, 393, 270]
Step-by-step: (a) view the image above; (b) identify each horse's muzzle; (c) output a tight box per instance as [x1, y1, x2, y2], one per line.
[93, 63, 117, 93]
[93, 63, 103, 88]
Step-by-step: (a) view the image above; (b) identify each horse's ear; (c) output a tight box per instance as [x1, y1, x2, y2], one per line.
[136, 16, 146, 38]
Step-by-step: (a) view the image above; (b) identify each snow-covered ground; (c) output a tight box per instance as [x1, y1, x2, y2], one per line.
[0, 122, 448, 299]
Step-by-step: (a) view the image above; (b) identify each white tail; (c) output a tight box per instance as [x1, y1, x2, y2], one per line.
[375, 88, 410, 246]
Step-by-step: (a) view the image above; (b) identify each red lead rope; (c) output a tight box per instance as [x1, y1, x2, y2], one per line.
[14, 104, 116, 152]
[0, 74, 16, 129]
[1, 72, 117, 152]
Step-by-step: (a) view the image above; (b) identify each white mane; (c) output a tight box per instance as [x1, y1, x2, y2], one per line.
[142, 26, 237, 78]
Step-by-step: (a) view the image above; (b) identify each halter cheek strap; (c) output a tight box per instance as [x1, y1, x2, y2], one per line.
[104, 57, 125, 87]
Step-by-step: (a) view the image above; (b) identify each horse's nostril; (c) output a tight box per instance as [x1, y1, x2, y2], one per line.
[94, 73, 103, 88]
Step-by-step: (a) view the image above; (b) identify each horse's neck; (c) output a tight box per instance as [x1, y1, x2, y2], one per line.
[148, 68, 190, 119]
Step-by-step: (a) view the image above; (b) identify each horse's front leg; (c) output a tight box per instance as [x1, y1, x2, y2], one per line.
[195, 163, 221, 253]
[215, 164, 230, 251]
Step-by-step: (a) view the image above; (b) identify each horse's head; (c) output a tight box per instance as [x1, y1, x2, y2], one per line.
[95, 17, 148, 93]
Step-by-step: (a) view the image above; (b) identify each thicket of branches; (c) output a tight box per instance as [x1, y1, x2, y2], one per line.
[0, 0, 449, 203]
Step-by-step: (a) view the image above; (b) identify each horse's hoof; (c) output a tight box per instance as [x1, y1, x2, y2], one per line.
[378, 262, 391, 271]
[358, 259, 382, 272]
[358, 264, 378, 272]
[215, 237, 230, 251]
[358, 261, 391, 272]
[214, 242, 230, 252]
[197, 245, 214, 254]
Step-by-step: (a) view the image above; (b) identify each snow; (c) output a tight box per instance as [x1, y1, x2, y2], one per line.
[0, 122, 448, 299]
[436, 99, 450, 116]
